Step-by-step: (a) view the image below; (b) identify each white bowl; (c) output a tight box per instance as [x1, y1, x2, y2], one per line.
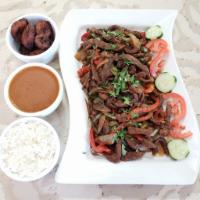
[0, 117, 60, 182]
[6, 13, 59, 64]
[4, 63, 64, 117]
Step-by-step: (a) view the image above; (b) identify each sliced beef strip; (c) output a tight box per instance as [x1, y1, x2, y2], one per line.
[116, 113, 129, 123]
[124, 47, 139, 54]
[96, 59, 109, 69]
[91, 65, 100, 83]
[97, 115, 106, 133]
[88, 27, 104, 36]
[98, 58, 113, 82]
[151, 110, 166, 125]
[106, 97, 117, 109]
[81, 39, 124, 52]
[128, 65, 137, 75]
[107, 25, 143, 39]
[153, 137, 169, 155]
[105, 140, 122, 163]
[114, 44, 126, 52]
[135, 71, 154, 83]
[101, 120, 110, 135]
[133, 52, 145, 58]
[88, 86, 102, 96]
[129, 85, 144, 94]
[127, 127, 153, 135]
[114, 100, 129, 108]
[142, 138, 157, 149]
[157, 137, 169, 155]
[121, 54, 149, 73]
[98, 92, 109, 100]
[80, 72, 90, 89]
[132, 94, 141, 105]
[93, 103, 111, 113]
[116, 59, 127, 69]
[125, 135, 149, 152]
[93, 39, 110, 49]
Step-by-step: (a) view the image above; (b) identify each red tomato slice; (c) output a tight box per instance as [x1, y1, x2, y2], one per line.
[170, 121, 192, 139]
[146, 39, 168, 77]
[149, 48, 168, 77]
[170, 130, 192, 139]
[146, 39, 168, 52]
[157, 60, 165, 72]
[81, 32, 90, 41]
[162, 93, 187, 123]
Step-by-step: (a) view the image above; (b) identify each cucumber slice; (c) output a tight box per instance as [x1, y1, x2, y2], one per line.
[146, 25, 163, 40]
[168, 139, 189, 160]
[155, 72, 177, 93]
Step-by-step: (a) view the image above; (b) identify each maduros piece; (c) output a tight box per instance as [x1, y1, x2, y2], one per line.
[11, 18, 54, 55]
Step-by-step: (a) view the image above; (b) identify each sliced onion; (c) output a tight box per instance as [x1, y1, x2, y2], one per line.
[96, 133, 116, 145]
[129, 33, 141, 49]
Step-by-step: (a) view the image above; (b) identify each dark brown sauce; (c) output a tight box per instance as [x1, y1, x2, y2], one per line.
[9, 66, 59, 112]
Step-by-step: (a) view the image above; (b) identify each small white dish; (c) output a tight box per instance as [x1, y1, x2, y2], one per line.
[56, 9, 200, 185]
[0, 117, 60, 182]
[6, 13, 59, 64]
[4, 62, 64, 117]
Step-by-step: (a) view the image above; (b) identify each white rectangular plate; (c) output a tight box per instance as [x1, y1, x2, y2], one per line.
[56, 9, 200, 185]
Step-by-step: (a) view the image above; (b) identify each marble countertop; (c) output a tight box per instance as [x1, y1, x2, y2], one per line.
[1, 0, 200, 199]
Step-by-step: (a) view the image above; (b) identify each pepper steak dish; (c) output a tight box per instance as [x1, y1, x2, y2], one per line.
[75, 25, 192, 163]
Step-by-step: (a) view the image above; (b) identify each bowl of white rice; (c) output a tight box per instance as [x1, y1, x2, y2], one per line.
[0, 117, 60, 182]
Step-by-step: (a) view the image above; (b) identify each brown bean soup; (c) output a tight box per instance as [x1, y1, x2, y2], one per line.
[9, 66, 59, 112]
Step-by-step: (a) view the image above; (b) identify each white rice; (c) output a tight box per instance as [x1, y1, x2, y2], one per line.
[0, 120, 57, 179]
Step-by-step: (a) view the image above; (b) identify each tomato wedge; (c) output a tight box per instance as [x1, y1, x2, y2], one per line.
[146, 39, 168, 77]
[162, 92, 186, 123]
[170, 130, 192, 139]
[146, 39, 168, 52]
[89, 128, 111, 154]
[149, 49, 168, 77]
[77, 65, 90, 77]
[81, 32, 90, 41]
